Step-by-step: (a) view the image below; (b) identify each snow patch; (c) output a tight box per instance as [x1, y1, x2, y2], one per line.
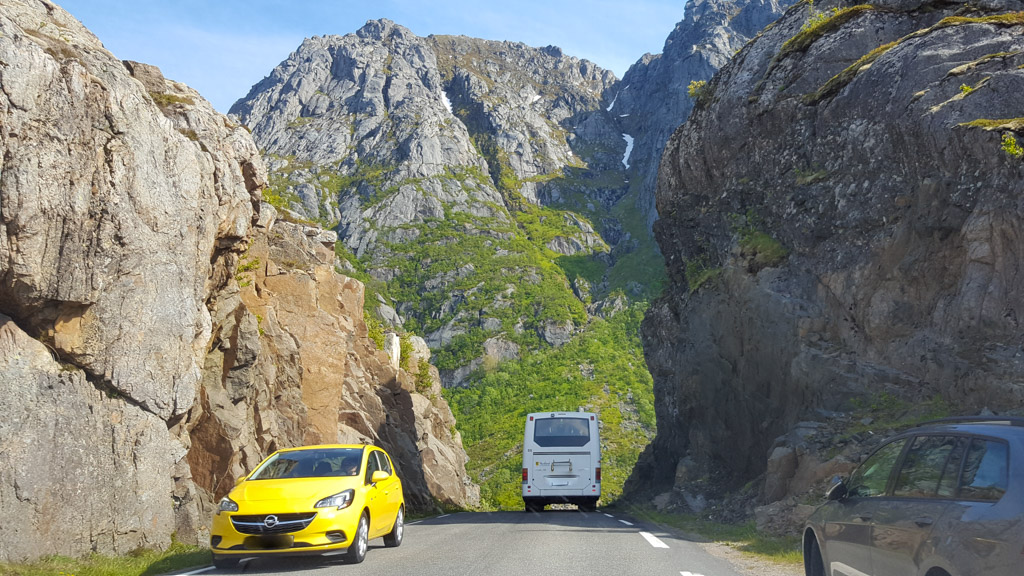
[621, 134, 634, 169]
[619, 114, 630, 118]
[606, 85, 629, 112]
[531, 94, 542, 104]
[442, 91, 453, 114]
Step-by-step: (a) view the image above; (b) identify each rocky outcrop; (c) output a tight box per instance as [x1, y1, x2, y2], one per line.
[0, 1, 475, 562]
[613, 0, 797, 232]
[231, 20, 627, 380]
[632, 0, 1024, 503]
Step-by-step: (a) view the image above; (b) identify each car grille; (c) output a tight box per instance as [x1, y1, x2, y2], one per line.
[231, 513, 317, 535]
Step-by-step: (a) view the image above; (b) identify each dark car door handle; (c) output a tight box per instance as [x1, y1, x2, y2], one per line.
[914, 517, 934, 527]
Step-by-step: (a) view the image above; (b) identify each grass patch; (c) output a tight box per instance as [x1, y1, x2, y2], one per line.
[0, 539, 211, 576]
[958, 117, 1024, 131]
[149, 92, 195, 109]
[626, 507, 802, 564]
[779, 5, 875, 59]
[686, 257, 720, 293]
[804, 41, 898, 104]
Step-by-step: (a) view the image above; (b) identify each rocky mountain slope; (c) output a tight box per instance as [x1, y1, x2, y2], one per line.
[613, 0, 797, 233]
[0, 0, 475, 562]
[230, 20, 648, 386]
[633, 0, 1024, 515]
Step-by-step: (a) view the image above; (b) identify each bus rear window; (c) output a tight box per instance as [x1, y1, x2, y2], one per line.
[534, 417, 590, 447]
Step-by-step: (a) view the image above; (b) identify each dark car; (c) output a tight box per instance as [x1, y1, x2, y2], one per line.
[803, 417, 1024, 576]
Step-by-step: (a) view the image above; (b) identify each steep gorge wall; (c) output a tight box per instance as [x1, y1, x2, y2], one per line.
[0, 0, 475, 562]
[634, 0, 1024, 498]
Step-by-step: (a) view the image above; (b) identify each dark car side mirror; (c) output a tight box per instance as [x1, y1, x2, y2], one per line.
[826, 480, 848, 501]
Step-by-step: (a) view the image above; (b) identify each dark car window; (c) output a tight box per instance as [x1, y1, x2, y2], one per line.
[377, 451, 393, 475]
[534, 417, 591, 447]
[959, 438, 1008, 501]
[365, 449, 381, 484]
[893, 436, 959, 498]
[937, 437, 967, 498]
[848, 438, 907, 498]
[249, 447, 364, 479]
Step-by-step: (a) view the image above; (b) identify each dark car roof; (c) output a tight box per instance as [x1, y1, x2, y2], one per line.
[906, 417, 1024, 439]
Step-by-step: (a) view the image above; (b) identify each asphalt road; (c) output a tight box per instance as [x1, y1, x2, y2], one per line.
[193, 509, 754, 576]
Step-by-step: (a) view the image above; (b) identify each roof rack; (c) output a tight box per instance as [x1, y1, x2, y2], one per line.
[917, 416, 1024, 427]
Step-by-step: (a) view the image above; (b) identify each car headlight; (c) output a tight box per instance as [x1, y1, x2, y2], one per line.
[218, 497, 239, 513]
[315, 489, 354, 510]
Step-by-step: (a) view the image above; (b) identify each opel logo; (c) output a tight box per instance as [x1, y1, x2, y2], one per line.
[264, 515, 279, 528]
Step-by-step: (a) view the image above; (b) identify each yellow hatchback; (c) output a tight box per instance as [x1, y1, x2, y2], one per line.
[210, 444, 405, 569]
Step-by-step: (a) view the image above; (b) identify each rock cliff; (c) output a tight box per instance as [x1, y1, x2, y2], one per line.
[633, 0, 1024, 505]
[231, 20, 640, 386]
[0, 0, 475, 562]
[614, 0, 797, 232]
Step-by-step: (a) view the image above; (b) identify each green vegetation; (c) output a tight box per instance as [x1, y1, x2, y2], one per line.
[0, 539, 211, 576]
[365, 314, 386, 350]
[687, 79, 710, 106]
[1001, 133, 1024, 159]
[686, 256, 720, 293]
[149, 92, 195, 108]
[780, 5, 874, 59]
[626, 507, 802, 564]
[794, 167, 829, 185]
[731, 210, 788, 270]
[959, 83, 977, 96]
[804, 41, 898, 104]
[445, 305, 655, 510]
[958, 117, 1024, 131]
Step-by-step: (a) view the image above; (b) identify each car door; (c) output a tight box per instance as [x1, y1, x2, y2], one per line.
[363, 448, 383, 534]
[823, 438, 907, 576]
[939, 437, 1015, 576]
[376, 451, 402, 520]
[870, 434, 960, 576]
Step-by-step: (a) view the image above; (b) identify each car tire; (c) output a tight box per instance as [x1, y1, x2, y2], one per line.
[805, 535, 825, 576]
[383, 506, 404, 547]
[345, 512, 369, 564]
[212, 555, 239, 570]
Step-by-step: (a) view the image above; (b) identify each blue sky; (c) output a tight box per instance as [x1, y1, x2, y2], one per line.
[58, 0, 683, 113]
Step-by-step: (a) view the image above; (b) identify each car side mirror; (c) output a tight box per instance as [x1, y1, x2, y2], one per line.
[826, 480, 848, 501]
[371, 471, 390, 484]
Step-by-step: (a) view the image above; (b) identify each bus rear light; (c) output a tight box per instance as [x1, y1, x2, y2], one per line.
[595, 467, 601, 482]
[522, 468, 528, 483]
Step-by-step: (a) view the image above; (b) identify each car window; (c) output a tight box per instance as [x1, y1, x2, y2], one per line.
[249, 447, 364, 479]
[937, 437, 967, 498]
[893, 435, 958, 498]
[848, 438, 907, 498]
[377, 451, 393, 475]
[534, 417, 591, 447]
[959, 438, 1008, 501]
[364, 449, 381, 484]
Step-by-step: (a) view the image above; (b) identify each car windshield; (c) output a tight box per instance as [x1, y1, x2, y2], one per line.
[248, 448, 364, 479]
[534, 417, 591, 447]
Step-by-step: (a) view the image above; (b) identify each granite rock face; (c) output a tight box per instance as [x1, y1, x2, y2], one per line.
[614, 0, 797, 232]
[0, 1, 475, 562]
[232, 20, 629, 384]
[632, 0, 1024, 498]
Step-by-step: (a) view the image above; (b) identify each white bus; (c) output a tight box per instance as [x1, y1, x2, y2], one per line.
[522, 411, 601, 512]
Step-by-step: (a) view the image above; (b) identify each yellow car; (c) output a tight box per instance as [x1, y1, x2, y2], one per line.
[210, 444, 405, 569]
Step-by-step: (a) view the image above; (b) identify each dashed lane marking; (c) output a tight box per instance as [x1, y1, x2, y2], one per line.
[618, 519, 634, 526]
[640, 531, 669, 549]
[438, 514, 451, 518]
[604, 513, 615, 518]
[680, 572, 706, 576]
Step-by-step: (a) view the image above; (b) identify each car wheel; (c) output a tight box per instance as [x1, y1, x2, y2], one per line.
[212, 555, 239, 570]
[345, 513, 369, 564]
[804, 535, 825, 576]
[383, 506, 404, 547]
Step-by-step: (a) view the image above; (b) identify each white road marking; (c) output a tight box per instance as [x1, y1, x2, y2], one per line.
[640, 531, 669, 548]
[438, 514, 451, 519]
[180, 567, 215, 575]
[604, 513, 615, 518]
[618, 519, 634, 526]
[680, 572, 705, 576]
